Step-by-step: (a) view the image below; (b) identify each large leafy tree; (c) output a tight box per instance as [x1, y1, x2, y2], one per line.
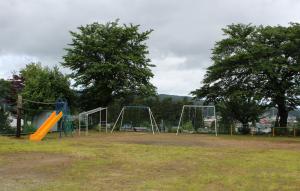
[193, 23, 300, 128]
[62, 20, 156, 110]
[20, 63, 75, 112]
[0, 79, 11, 103]
[251, 24, 300, 127]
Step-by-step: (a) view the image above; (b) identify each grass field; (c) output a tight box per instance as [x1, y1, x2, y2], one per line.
[0, 132, 300, 191]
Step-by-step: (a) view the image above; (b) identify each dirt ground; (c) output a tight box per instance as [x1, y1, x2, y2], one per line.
[0, 152, 73, 191]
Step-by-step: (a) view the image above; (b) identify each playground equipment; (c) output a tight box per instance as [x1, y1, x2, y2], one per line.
[29, 98, 73, 141]
[78, 107, 108, 135]
[111, 106, 159, 134]
[55, 98, 74, 137]
[29, 111, 63, 141]
[176, 105, 217, 136]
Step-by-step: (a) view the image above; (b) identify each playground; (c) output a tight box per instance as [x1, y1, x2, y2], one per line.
[1, 132, 300, 191]
[1, 9, 300, 191]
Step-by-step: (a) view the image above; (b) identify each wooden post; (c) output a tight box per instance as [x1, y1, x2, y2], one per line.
[230, 124, 233, 136]
[78, 115, 81, 136]
[99, 110, 102, 132]
[16, 95, 22, 138]
[59, 120, 62, 138]
[272, 127, 275, 137]
[105, 108, 108, 133]
[86, 114, 88, 136]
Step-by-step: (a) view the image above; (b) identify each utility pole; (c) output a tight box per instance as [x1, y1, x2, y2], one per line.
[16, 95, 22, 138]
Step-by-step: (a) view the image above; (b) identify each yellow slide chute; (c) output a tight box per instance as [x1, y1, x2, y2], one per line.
[29, 111, 63, 141]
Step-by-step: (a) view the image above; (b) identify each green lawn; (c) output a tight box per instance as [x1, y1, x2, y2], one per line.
[0, 133, 299, 191]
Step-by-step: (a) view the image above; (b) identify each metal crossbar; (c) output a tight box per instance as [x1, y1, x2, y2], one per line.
[79, 107, 108, 135]
[111, 106, 159, 134]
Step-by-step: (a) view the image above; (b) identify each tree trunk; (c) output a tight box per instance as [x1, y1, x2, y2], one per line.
[241, 123, 250, 134]
[16, 95, 22, 138]
[277, 104, 288, 127]
[275, 112, 279, 127]
[16, 112, 21, 138]
[274, 100, 289, 136]
[278, 110, 288, 127]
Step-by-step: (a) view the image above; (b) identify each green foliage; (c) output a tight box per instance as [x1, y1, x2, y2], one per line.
[22, 123, 36, 134]
[9, 75, 25, 107]
[181, 107, 206, 133]
[216, 95, 265, 133]
[62, 20, 156, 110]
[20, 63, 76, 114]
[121, 107, 151, 128]
[182, 121, 194, 132]
[217, 102, 233, 134]
[193, 23, 300, 128]
[139, 120, 151, 128]
[0, 79, 11, 101]
[108, 95, 192, 131]
[0, 108, 13, 134]
[167, 127, 177, 133]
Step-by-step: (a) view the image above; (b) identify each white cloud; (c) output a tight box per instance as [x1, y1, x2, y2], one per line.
[152, 54, 205, 95]
[0, 54, 38, 78]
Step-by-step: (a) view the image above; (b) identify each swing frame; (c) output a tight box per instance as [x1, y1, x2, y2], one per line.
[176, 105, 217, 136]
[111, 106, 159, 134]
[78, 107, 108, 136]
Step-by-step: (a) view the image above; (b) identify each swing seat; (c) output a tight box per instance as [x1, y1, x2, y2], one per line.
[122, 124, 133, 131]
[182, 130, 195, 134]
[133, 127, 148, 132]
[112, 106, 159, 134]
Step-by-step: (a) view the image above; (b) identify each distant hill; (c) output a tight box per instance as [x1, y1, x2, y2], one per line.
[157, 94, 204, 104]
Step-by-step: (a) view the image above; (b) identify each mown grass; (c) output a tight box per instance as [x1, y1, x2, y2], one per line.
[0, 133, 299, 191]
[219, 134, 300, 142]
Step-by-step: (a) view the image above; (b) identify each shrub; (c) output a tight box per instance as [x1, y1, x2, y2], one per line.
[182, 121, 195, 133]
[23, 123, 36, 134]
[0, 108, 13, 134]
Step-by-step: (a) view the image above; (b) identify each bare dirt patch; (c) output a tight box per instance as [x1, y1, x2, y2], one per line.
[0, 152, 73, 191]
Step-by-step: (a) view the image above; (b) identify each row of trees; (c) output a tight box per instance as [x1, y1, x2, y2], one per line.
[1, 21, 300, 134]
[107, 96, 194, 129]
[0, 67, 192, 132]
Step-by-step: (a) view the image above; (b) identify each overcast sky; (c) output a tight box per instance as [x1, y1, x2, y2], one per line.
[1, 0, 300, 95]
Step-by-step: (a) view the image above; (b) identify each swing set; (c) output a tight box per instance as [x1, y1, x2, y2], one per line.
[78, 107, 108, 135]
[176, 105, 217, 136]
[111, 106, 159, 134]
